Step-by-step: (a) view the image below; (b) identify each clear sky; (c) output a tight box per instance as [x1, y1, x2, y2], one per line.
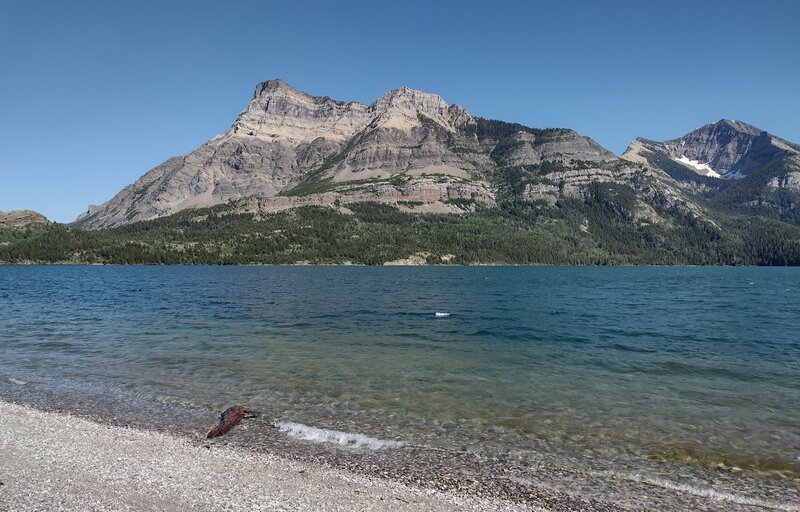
[1, 0, 799, 222]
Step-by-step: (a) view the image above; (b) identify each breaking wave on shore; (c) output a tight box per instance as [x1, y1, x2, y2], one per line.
[274, 421, 404, 450]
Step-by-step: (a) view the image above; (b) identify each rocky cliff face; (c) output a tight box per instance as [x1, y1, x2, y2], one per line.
[75, 80, 663, 229]
[622, 120, 799, 181]
[767, 165, 800, 193]
[0, 210, 49, 228]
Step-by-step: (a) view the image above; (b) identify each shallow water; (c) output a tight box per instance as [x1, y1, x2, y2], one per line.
[1, 266, 798, 509]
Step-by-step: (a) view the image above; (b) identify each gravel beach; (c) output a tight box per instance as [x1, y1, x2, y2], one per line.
[0, 400, 536, 512]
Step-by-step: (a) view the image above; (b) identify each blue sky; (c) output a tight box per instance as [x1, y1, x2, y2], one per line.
[1, 0, 798, 222]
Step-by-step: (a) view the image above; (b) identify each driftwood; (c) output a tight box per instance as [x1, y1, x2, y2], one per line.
[206, 405, 257, 438]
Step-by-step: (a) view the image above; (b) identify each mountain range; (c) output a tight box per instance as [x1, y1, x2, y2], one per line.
[73, 80, 800, 232]
[3, 80, 799, 265]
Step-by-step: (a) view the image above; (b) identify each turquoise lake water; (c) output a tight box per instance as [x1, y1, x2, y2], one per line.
[1, 266, 798, 508]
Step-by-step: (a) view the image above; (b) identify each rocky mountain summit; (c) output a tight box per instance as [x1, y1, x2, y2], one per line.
[623, 119, 799, 180]
[75, 80, 660, 228]
[0, 210, 49, 228]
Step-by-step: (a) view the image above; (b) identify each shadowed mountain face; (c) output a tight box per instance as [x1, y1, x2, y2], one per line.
[623, 119, 799, 181]
[74, 80, 642, 228]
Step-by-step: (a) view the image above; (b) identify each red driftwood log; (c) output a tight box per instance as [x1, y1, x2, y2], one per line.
[206, 405, 256, 438]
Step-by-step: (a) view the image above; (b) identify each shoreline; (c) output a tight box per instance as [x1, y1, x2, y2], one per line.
[0, 261, 784, 267]
[1, 395, 795, 512]
[0, 399, 533, 512]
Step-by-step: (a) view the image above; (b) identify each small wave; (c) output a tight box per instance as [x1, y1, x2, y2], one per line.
[274, 421, 403, 450]
[591, 470, 799, 511]
[435, 312, 450, 317]
[8, 377, 27, 385]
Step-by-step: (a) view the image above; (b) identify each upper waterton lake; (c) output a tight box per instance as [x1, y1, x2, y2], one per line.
[1, 266, 798, 508]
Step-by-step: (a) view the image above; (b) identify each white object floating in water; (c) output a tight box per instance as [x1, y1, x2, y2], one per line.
[8, 377, 27, 386]
[274, 421, 403, 450]
[435, 312, 450, 317]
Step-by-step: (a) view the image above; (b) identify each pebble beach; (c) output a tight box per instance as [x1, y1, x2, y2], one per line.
[0, 400, 534, 512]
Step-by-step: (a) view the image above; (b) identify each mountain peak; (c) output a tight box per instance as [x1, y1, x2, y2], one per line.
[374, 86, 450, 111]
[673, 120, 796, 177]
[369, 86, 467, 133]
[623, 119, 799, 180]
[696, 119, 763, 137]
[229, 80, 369, 144]
[253, 79, 300, 98]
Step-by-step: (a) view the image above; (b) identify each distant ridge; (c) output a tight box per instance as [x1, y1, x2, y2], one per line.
[0, 210, 49, 228]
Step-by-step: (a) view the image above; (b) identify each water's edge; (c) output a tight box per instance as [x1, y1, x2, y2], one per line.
[1, 377, 796, 512]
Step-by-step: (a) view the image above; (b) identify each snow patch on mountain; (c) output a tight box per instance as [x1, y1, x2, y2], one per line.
[674, 156, 721, 178]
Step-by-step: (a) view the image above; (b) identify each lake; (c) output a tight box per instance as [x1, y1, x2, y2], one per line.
[1, 266, 798, 509]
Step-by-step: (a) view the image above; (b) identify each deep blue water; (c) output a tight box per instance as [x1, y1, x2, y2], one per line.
[1, 266, 798, 505]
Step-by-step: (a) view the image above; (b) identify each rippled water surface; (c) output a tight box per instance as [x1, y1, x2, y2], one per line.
[1, 266, 798, 507]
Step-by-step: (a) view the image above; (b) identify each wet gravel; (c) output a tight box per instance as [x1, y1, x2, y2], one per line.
[0, 380, 795, 512]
